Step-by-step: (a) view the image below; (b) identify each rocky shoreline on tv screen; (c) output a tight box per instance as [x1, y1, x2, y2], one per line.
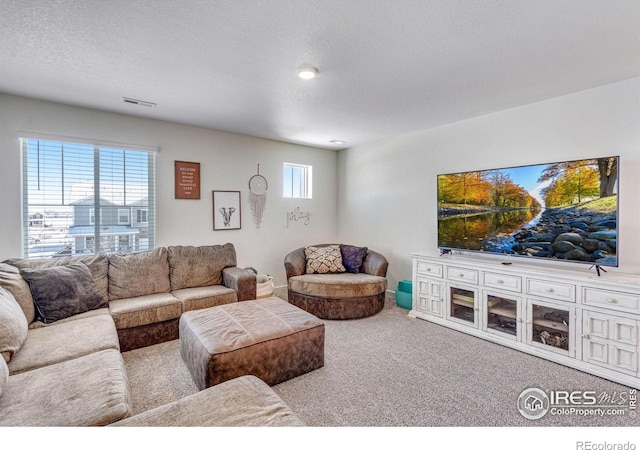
[484, 207, 617, 266]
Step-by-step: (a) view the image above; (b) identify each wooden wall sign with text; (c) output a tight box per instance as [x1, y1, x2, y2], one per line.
[175, 161, 201, 199]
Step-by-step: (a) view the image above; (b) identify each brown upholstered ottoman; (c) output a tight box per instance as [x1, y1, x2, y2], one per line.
[179, 297, 324, 390]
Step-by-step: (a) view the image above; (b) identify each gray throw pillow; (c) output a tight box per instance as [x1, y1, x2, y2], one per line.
[0, 286, 28, 362]
[20, 263, 107, 324]
[340, 245, 368, 274]
[0, 262, 36, 324]
[0, 356, 8, 397]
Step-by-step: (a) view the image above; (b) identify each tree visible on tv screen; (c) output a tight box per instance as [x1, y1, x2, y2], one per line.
[537, 158, 617, 206]
[438, 157, 617, 210]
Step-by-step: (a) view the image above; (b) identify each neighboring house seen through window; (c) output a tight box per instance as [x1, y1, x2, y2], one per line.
[21, 137, 156, 258]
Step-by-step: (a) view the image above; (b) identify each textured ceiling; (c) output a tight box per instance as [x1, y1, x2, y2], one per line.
[1, 0, 639, 149]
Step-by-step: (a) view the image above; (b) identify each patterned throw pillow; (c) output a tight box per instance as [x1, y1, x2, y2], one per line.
[340, 245, 368, 273]
[305, 245, 347, 274]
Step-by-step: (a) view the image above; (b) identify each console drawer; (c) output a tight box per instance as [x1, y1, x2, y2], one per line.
[446, 266, 478, 284]
[583, 288, 640, 313]
[483, 272, 522, 292]
[526, 278, 575, 302]
[416, 261, 443, 277]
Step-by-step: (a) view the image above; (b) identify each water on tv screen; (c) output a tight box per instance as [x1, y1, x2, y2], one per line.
[437, 156, 619, 267]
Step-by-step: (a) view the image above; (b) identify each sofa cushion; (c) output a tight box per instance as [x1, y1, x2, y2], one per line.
[168, 243, 237, 290]
[6, 253, 109, 307]
[0, 357, 7, 398]
[0, 349, 132, 426]
[172, 285, 237, 312]
[288, 273, 388, 299]
[20, 263, 107, 324]
[0, 286, 28, 363]
[0, 263, 35, 324]
[305, 245, 346, 274]
[340, 245, 368, 274]
[108, 293, 182, 329]
[28, 306, 111, 330]
[7, 313, 120, 375]
[111, 375, 304, 427]
[108, 248, 171, 300]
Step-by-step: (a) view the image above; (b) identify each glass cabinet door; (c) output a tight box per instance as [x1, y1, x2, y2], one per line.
[448, 285, 478, 327]
[485, 293, 519, 340]
[528, 300, 573, 356]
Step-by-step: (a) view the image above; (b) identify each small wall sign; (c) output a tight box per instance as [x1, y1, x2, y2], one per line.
[175, 160, 201, 199]
[287, 206, 311, 227]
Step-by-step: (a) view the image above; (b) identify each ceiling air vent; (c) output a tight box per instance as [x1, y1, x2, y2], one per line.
[122, 97, 156, 108]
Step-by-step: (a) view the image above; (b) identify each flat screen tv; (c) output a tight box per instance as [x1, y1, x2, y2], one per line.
[437, 156, 619, 269]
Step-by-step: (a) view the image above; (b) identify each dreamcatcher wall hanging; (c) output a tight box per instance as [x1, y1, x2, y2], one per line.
[248, 164, 268, 228]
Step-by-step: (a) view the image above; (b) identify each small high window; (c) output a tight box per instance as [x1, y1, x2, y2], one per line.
[283, 163, 312, 199]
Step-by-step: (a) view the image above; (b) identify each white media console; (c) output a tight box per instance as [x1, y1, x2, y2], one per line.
[410, 253, 640, 389]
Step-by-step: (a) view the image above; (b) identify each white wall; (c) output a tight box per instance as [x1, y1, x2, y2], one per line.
[0, 94, 339, 288]
[338, 78, 640, 290]
[3, 79, 638, 294]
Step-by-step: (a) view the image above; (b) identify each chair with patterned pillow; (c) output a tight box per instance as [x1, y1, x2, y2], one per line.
[284, 244, 388, 319]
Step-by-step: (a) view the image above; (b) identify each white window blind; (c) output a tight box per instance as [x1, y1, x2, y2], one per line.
[21, 137, 156, 258]
[283, 163, 312, 199]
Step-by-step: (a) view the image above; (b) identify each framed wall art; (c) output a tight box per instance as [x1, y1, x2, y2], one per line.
[213, 190, 241, 230]
[174, 160, 201, 199]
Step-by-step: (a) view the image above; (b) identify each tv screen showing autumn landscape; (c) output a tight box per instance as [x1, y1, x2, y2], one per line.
[437, 156, 619, 267]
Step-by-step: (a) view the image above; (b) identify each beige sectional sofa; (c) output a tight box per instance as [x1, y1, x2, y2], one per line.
[112, 374, 304, 427]
[0, 243, 302, 426]
[5, 243, 256, 352]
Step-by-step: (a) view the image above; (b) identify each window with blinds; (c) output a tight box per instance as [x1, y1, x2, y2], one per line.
[283, 163, 312, 199]
[21, 137, 156, 259]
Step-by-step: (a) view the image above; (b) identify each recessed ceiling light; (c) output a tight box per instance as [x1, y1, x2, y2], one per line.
[329, 139, 346, 145]
[122, 97, 156, 108]
[297, 66, 318, 80]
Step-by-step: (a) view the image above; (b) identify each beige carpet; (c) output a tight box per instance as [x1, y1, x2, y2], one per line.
[122, 299, 639, 427]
